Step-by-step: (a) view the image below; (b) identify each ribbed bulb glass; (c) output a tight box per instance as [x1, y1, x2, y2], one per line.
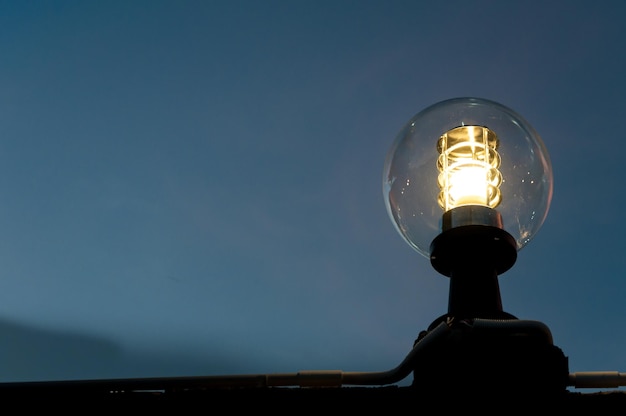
[436, 125, 502, 212]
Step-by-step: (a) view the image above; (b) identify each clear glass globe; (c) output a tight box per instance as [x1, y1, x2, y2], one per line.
[383, 97, 553, 259]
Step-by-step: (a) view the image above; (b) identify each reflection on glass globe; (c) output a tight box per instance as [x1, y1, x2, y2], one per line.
[383, 97, 553, 259]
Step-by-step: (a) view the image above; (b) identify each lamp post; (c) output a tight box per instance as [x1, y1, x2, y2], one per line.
[383, 98, 568, 394]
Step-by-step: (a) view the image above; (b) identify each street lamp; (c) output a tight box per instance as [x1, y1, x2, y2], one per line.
[383, 97, 553, 321]
[383, 97, 567, 394]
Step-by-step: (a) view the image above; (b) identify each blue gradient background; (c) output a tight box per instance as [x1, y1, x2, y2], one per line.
[0, 0, 624, 390]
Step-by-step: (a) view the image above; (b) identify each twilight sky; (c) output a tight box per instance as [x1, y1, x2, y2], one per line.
[0, 0, 625, 389]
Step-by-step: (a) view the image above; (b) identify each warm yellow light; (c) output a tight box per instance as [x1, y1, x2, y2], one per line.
[437, 125, 502, 211]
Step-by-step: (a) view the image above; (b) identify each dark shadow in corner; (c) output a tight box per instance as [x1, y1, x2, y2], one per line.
[0, 317, 252, 383]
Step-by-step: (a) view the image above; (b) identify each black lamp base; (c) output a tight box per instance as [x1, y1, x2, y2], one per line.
[429, 207, 518, 320]
[416, 207, 568, 395]
[411, 317, 569, 396]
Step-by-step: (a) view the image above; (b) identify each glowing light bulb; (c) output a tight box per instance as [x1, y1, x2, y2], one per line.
[383, 97, 553, 259]
[436, 125, 502, 211]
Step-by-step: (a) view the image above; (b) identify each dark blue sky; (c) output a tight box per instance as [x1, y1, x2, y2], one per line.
[0, 0, 625, 389]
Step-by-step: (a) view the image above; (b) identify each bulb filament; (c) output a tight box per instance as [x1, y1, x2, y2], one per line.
[437, 125, 502, 211]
